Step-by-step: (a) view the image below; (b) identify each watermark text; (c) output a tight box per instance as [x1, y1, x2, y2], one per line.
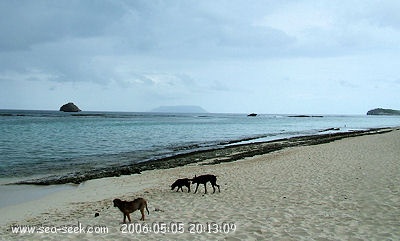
[10, 222, 108, 234]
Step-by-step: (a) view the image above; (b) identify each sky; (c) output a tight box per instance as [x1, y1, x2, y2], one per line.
[0, 0, 399, 114]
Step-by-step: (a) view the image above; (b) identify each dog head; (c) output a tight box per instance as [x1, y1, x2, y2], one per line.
[113, 198, 122, 207]
[170, 183, 177, 190]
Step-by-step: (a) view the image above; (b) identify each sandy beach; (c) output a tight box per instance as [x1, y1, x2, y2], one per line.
[1, 128, 399, 240]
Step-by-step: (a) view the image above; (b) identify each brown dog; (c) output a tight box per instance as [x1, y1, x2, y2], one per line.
[171, 178, 191, 192]
[113, 198, 150, 222]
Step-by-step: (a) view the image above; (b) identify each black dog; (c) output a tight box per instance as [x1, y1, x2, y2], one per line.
[171, 178, 191, 192]
[192, 174, 220, 194]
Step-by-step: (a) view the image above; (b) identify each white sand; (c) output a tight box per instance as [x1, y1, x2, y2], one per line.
[1, 129, 399, 240]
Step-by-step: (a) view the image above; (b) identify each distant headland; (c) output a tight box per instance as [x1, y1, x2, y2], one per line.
[151, 105, 208, 113]
[367, 108, 400, 116]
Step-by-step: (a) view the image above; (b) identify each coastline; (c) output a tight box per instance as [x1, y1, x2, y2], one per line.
[12, 127, 394, 185]
[1, 127, 399, 240]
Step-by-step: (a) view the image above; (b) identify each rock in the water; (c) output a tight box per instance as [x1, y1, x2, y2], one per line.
[60, 102, 81, 112]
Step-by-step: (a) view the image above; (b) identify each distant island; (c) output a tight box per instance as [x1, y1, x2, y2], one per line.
[367, 108, 400, 116]
[288, 115, 323, 118]
[151, 105, 208, 113]
[60, 102, 81, 112]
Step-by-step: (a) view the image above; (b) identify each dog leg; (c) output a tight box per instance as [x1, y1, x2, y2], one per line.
[211, 180, 220, 193]
[204, 183, 207, 194]
[212, 184, 216, 193]
[194, 183, 199, 193]
[186, 184, 191, 193]
[127, 213, 132, 223]
[123, 214, 127, 223]
[140, 208, 145, 221]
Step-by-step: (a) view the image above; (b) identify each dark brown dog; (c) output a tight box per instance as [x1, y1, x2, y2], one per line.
[171, 178, 191, 192]
[113, 198, 149, 222]
[192, 174, 220, 194]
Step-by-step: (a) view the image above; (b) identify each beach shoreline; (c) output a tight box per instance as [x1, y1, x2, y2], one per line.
[11, 127, 395, 186]
[1, 127, 399, 240]
[0, 128, 393, 210]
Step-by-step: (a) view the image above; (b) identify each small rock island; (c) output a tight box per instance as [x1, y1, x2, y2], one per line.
[366, 108, 400, 116]
[60, 102, 81, 112]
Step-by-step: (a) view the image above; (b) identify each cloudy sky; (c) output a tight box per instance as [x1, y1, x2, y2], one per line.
[1, 0, 399, 114]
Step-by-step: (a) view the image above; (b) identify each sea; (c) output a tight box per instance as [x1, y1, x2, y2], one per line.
[0, 109, 399, 207]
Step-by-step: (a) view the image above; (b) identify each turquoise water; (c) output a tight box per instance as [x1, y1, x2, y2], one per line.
[1, 110, 399, 181]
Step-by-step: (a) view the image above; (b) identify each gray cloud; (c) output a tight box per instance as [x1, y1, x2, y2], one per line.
[0, 0, 399, 113]
[0, 1, 124, 51]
